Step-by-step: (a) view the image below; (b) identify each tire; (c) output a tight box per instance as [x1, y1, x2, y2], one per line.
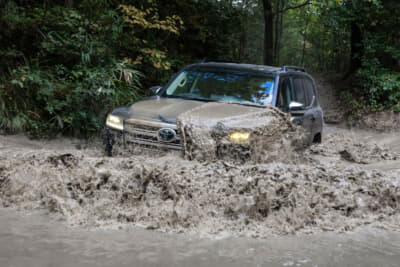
[312, 133, 322, 144]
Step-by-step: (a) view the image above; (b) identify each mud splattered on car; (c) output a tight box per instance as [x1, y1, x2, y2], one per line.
[177, 103, 305, 163]
[0, 125, 399, 238]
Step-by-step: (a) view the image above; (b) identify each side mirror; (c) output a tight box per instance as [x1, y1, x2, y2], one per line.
[150, 86, 162, 95]
[289, 101, 305, 114]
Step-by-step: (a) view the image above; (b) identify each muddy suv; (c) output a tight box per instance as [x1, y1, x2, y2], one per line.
[104, 61, 323, 156]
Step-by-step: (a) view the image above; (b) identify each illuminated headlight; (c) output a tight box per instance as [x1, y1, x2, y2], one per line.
[230, 132, 250, 142]
[106, 114, 124, 131]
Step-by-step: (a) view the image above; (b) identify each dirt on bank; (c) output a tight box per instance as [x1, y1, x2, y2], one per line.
[1, 125, 399, 238]
[313, 75, 348, 124]
[349, 110, 400, 132]
[314, 74, 400, 131]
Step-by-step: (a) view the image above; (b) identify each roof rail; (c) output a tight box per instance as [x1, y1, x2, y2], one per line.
[200, 59, 240, 64]
[281, 66, 306, 72]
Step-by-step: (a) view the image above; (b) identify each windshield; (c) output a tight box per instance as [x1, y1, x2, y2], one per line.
[165, 68, 275, 106]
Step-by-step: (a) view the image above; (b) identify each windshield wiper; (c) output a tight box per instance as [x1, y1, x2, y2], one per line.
[167, 95, 264, 107]
[157, 114, 175, 124]
[222, 100, 265, 108]
[168, 95, 215, 102]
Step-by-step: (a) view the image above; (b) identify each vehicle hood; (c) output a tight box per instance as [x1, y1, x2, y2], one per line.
[122, 97, 266, 125]
[124, 97, 203, 124]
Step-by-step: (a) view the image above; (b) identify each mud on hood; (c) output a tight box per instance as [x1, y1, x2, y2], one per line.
[125, 97, 272, 125]
[125, 97, 203, 124]
[176, 102, 287, 130]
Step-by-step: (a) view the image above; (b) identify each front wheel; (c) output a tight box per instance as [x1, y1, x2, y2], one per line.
[103, 129, 115, 157]
[312, 133, 322, 144]
[105, 143, 113, 157]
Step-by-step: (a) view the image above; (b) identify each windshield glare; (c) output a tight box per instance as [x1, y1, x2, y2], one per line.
[165, 68, 275, 106]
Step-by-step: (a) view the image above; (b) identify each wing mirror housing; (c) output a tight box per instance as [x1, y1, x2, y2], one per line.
[289, 101, 305, 114]
[150, 86, 162, 95]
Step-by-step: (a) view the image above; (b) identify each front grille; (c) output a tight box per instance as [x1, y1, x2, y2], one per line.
[124, 119, 181, 150]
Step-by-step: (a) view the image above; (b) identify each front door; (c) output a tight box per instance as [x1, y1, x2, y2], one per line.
[292, 76, 315, 144]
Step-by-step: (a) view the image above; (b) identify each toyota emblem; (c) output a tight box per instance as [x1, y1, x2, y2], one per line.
[157, 128, 176, 143]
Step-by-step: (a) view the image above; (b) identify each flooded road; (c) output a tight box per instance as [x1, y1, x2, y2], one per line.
[1, 124, 400, 266]
[1, 208, 400, 267]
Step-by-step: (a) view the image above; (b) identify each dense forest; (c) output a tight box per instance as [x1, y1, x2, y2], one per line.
[1, 0, 399, 137]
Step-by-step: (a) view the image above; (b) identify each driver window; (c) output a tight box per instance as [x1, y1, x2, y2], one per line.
[276, 78, 292, 112]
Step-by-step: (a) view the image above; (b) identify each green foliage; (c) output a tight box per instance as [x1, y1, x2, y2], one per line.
[358, 69, 400, 111]
[0, 0, 246, 137]
[1, 58, 140, 137]
[1, 0, 400, 138]
[281, 0, 400, 112]
[341, 0, 400, 111]
[0, 1, 155, 137]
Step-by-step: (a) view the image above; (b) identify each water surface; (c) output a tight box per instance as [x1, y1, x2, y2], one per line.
[1, 208, 399, 267]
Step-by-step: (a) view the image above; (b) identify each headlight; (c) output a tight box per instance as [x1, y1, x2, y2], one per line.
[230, 132, 250, 142]
[106, 114, 124, 131]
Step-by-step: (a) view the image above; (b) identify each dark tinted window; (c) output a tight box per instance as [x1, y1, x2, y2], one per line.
[303, 78, 315, 106]
[276, 78, 292, 112]
[293, 78, 306, 105]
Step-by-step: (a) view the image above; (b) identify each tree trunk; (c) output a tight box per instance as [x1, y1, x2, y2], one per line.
[239, 0, 248, 61]
[273, 0, 279, 64]
[262, 0, 274, 65]
[301, 15, 309, 67]
[276, 0, 285, 65]
[348, 21, 363, 73]
[279, 2, 284, 61]
[301, 28, 307, 66]
[65, 0, 73, 9]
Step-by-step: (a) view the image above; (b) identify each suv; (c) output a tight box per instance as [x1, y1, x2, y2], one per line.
[104, 61, 323, 156]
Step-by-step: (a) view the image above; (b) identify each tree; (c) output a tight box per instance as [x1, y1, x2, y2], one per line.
[262, 0, 274, 65]
[262, 0, 311, 65]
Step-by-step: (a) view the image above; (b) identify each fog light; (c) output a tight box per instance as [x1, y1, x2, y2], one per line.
[106, 114, 124, 131]
[230, 132, 250, 142]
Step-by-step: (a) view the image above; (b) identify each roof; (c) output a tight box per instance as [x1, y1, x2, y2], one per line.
[187, 61, 306, 75]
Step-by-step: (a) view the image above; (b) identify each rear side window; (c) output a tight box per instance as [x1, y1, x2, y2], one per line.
[303, 78, 315, 106]
[293, 78, 306, 105]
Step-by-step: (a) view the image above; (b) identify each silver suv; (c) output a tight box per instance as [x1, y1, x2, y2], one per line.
[104, 61, 323, 156]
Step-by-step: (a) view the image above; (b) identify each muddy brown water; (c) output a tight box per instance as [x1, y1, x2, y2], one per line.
[1, 125, 400, 266]
[1, 208, 400, 267]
